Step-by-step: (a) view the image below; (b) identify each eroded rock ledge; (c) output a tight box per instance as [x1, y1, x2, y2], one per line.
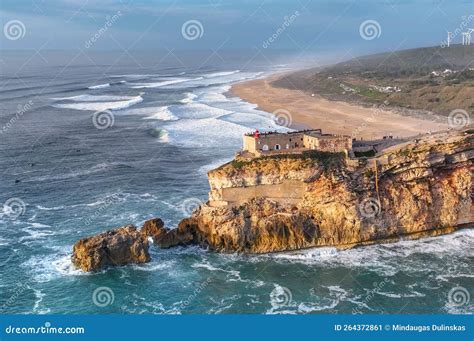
[73, 128, 473, 270]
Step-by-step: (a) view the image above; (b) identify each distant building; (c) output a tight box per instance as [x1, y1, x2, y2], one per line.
[242, 129, 352, 157]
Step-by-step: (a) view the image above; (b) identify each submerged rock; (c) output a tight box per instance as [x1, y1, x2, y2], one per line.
[72, 225, 150, 272]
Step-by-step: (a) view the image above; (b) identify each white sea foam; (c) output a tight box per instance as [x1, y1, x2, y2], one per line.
[22, 249, 91, 283]
[272, 247, 339, 261]
[110, 74, 154, 78]
[120, 105, 178, 121]
[192, 262, 227, 272]
[161, 74, 282, 149]
[180, 92, 198, 104]
[112, 72, 185, 78]
[19, 226, 54, 243]
[142, 106, 178, 121]
[191, 260, 265, 287]
[194, 85, 230, 102]
[32, 288, 50, 314]
[375, 291, 426, 298]
[223, 111, 281, 130]
[158, 129, 169, 142]
[131, 261, 174, 272]
[53, 95, 143, 111]
[164, 117, 248, 148]
[20, 222, 53, 241]
[204, 70, 240, 78]
[52, 255, 88, 277]
[130, 77, 202, 89]
[36, 205, 66, 211]
[164, 71, 262, 90]
[88, 83, 110, 89]
[260, 229, 474, 278]
[51, 94, 137, 102]
[267, 284, 350, 314]
[29, 222, 51, 228]
[173, 102, 233, 119]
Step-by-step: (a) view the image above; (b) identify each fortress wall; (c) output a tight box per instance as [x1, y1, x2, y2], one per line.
[316, 136, 352, 152]
[209, 180, 306, 207]
[244, 131, 352, 155]
[243, 135, 257, 153]
[259, 133, 304, 150]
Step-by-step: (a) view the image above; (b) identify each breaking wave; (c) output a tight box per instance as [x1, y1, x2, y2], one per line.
[52, 95, 143, 111]
[88, 83, 110, 89]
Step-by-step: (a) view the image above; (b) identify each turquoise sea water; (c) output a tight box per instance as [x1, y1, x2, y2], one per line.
[0, 50, 472, 314]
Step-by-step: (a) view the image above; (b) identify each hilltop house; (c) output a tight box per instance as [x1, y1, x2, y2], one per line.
[242, 129, 352, 157]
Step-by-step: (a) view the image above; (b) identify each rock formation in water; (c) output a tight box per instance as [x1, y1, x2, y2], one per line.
[161, 128, 473, 253]
[72, 225, 150, 271]
[141, 218, 166, 243]
[73, 128, 473, 271]
[140, 217, 196, 248]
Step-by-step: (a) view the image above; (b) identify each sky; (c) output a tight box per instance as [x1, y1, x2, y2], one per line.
[1, 0, 473, 57]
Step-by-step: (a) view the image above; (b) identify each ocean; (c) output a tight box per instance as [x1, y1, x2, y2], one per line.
[0, 50, 472, 314]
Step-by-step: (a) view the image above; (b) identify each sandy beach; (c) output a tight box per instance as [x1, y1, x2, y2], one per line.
[231, 75, 449, 139]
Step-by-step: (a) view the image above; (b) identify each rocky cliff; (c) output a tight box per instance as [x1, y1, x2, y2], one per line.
[73, 129, 473, 271]
[161, 128, 473, 253]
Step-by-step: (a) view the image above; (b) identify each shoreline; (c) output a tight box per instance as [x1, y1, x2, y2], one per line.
[230, 73, 449, 139]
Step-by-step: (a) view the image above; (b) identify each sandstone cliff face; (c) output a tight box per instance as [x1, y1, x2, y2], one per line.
[176, 129, 473, 253]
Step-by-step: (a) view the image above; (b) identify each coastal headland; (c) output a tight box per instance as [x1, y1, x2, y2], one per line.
[71, 45, 473, 271]
[72, 127, 473, 271]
